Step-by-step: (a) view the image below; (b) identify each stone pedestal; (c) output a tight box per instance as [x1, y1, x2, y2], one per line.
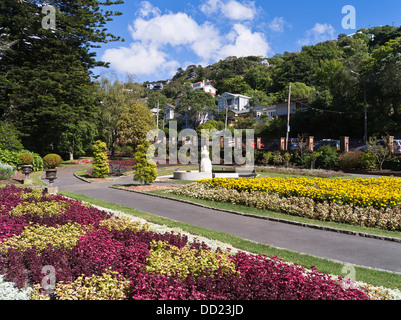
[45, 186, 58, 195]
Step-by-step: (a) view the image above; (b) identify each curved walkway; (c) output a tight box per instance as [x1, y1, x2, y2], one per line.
[48, 166, 401, 275]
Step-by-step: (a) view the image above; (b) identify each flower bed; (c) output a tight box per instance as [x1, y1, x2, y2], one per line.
[109, 160, 135, 167]
[171, 179, 401, 231]
[69, 159, 93, 165]
[199, 177, 401, 209]
[0, 186, 384, 300]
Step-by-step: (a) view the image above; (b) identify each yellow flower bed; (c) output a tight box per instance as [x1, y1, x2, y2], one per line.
[198, 177, 401, 209]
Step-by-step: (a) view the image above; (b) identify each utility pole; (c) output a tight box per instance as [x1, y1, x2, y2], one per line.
[363, 79, 368, 144]
[156, 100, 160, 129]
[351, 70, 368, 144]
[285, 82, 292, 151]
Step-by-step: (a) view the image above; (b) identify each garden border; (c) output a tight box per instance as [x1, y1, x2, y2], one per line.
[110, 185, 401, 244]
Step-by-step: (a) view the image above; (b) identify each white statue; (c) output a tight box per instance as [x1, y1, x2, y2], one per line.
[200, 145, 212, 173]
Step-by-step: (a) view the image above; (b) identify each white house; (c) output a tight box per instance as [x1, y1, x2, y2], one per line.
[163, 104, 175, 124]
[191, 80, 217, 97]
[253, 105, 277, 120]
[147, 82, 164, 90]
[217, 92, 251, 113]
[257, 59, 270, 67]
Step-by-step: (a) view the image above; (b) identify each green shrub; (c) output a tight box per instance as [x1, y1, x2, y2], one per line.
[272, 151, 283, 166]
[303, 151, 321, 169]
[0, 162, 15, 180]
[43, 154, 63, 169]
[282, 152, 292, 167]
[18, 153, 33, 165]
[315, 145, 338, 169]
[338, 150, 362, 171]
[133, 140, 157, 184]
[92, 140, 109, 178]
[360, 152, 378, 171]
[120, 145, 133, 157]
[262, 152, 273, 165]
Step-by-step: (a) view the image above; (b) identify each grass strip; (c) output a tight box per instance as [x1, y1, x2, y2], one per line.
[60, 190, 401, 290]
[30, 171, 47, 186]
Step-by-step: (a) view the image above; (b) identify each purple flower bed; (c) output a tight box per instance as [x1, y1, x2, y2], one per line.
[0, 186, 370, 300]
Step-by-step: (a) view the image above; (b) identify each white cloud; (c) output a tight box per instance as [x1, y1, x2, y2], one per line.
[268, 17, 287, 33]
[137, 1, 161, 18]
[221, 1, 256, 21]
[102, 2, 270, 80]
[298, 23, 336, 46]
[200, 0, 220, 15]
[129, 12, 219, 48]
[200, 0, 256, 21]
[102, 42, 179, 77]
[217, 24, 270, 60]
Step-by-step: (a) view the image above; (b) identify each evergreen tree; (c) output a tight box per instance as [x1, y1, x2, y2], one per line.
[0, 0, 123, 156]
[92, 140, 109, 178]
[133, 140, 157, 185]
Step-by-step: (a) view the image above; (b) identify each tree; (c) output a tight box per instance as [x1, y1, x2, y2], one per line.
[280, 82, 316, 101]
[244, 65, 272, 92]
[218, 75, 251, 94]
[96, 78, 144, 156]
[133, 140, 157, 185]
[0, 121, 24, 151]
[117, 104, 156, 148]
[367, 136, 393, 171]
[360, 37, 401, 136]
[0, 0, 123, 156]
[176, 90, 217, 129]
[92, 140, 109, 178]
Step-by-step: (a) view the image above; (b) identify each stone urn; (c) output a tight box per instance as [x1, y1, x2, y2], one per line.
[45, 169, 57, 186]
[21, 165, 33, 185]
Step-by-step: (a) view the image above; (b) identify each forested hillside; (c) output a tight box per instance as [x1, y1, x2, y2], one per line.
[158, 25, 401, 140]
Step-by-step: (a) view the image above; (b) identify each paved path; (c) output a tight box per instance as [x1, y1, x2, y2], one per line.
[47, 166, 401, 275]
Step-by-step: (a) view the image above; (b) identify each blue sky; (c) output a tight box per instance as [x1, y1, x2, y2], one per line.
[93, 0, 401, 83]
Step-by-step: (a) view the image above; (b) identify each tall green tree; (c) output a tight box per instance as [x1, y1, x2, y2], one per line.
[176, 90, 217, 129]
[97, 77, 145, 156]
[0, 0, 123, 157]
[117, 104, 156, 148]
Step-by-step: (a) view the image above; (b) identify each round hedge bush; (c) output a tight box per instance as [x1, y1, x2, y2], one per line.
[18, 153, 34, 166]
[43, 154, 63, 169]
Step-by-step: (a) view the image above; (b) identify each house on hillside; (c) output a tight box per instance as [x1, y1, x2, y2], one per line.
[253, 105, 277, 121]
[147, 82, 164, 90]
[164, 104, 175, 124]
[257, 59, 270, 67]
[217, 92, 251, 113]
[253, 99, 308, 121]
[191, 80, 217, 97]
